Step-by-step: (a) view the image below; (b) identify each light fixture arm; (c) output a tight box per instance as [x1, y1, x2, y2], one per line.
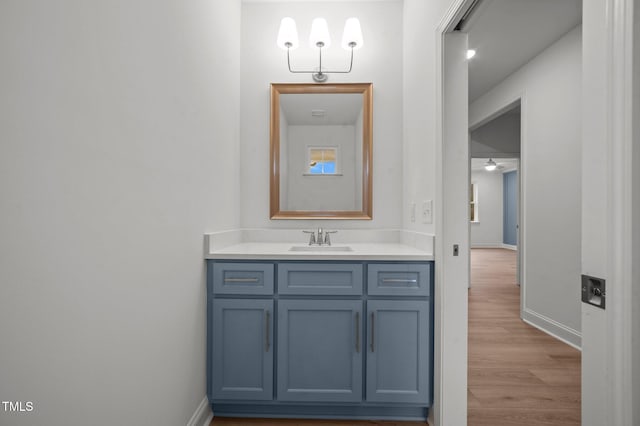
[286, 44, 355, 83]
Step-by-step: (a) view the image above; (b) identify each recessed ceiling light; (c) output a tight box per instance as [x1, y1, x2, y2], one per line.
[466, 49, 476, 60]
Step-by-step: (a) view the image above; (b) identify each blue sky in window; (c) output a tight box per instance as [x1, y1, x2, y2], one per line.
[310, 161, 336, 174]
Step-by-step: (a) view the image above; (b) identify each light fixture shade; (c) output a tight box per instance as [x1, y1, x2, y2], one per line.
[309, 18, 331, 48]
[277, 17, 299, 50]
[341, 18, 363, 50]
[484, 158, 497, 171]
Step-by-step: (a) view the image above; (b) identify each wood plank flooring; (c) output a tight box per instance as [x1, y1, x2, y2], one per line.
[211, 420, 426, 426]
[468, 248, 581, 426]
[212, 248, 581, 426]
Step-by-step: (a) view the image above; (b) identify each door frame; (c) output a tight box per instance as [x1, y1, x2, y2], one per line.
[435, 0, 636, 425]
[590, 0, 636, 423]
[469, 97, 526, 319]
[433, 2, 473, 424]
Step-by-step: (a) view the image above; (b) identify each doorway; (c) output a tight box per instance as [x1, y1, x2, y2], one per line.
[437, 0, 583, 423]
[469, 101, 521, 290]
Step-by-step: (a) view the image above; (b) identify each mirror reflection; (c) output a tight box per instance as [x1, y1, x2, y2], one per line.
[270, 83, 373, 220]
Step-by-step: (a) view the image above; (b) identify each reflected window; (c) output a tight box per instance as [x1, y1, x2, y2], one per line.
[308, 148, 337, 175]
[470, 182, 478, 222]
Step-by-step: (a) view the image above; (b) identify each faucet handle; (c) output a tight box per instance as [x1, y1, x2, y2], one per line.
[324, 230, 337, 246]
[303, 230, 316, 245]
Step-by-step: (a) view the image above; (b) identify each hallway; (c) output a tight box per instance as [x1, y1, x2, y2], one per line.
[468, 248, 581, 426]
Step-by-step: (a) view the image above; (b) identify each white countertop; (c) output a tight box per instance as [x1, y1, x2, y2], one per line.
[205, 242, 433, 261]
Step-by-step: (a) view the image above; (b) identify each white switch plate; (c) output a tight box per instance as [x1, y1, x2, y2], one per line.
[422, 200, 433, 224]
[410, 203, 416, 222]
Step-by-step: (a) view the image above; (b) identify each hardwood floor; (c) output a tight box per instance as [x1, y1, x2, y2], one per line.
[212, 248, 581, 426]
[211, 420, 426, 426]
[468, 248, 581, 426]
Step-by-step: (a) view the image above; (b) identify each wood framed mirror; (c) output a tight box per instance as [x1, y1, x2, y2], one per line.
[270, 83, 373, 220]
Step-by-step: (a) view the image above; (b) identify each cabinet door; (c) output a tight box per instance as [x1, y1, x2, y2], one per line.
[212, 299, 273, 400]
[277, 300, 363, 402]
[366, 300, 430, 404]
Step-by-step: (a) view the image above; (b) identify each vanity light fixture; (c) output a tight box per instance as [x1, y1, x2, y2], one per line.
[277, 17, 363, 83]
[484, 158, 497, 171]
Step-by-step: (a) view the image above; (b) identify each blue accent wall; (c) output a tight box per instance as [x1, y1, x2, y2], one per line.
[503, 171, 518, 246]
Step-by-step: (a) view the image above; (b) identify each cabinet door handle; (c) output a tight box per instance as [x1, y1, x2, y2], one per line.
[382, 278, 418, 284]
[265, 310, 270, 352]
[224, 277, 259, 283]
[370, 312, 375, 352]
[355, 312, 360, 353]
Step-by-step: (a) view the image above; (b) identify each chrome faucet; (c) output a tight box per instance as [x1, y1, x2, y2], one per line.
[302, 228, 338, 245]
[302, 230, 316, 245]
[324, 230, 337, 245]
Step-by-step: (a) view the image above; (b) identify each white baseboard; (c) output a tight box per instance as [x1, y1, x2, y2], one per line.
[522, 308, 582, 350]
[470, 243, 518, 250]
[187, 396, 212, 426]
[470, 243, 503, 249]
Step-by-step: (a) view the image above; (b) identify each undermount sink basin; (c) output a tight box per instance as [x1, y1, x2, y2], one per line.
[289, 245, 354, 252]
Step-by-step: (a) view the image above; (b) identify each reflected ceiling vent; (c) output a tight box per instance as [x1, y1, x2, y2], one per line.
[311, 109, 326, 117]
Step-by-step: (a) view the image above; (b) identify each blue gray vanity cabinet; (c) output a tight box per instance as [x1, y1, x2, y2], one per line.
[207, 259, 434, 421]
[211, 299, 273, 400]
[366, 300, 430, 403]
[277, 299, 363, 402]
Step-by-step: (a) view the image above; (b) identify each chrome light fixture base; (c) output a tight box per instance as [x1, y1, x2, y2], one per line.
[286, 44, 354, 84]
[312, 72, 328, 83]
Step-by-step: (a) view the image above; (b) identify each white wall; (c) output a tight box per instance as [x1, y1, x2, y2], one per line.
[470, 170, 504, 247]
[632, 2, 640, 423]
[470, 26, 582, 346]
[285, 125, 357, 210]
[280, 105, 290, 209]
[470, 112, 521, 158]
[240, 1, 403, 229]
[0, 1, 241, 425]
[355, 107, 364, 208]
[403, 0, 452, 234]
[403, 3, 470, 425]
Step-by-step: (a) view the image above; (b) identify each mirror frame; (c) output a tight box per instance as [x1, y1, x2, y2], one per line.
[270, 83, 373, 220]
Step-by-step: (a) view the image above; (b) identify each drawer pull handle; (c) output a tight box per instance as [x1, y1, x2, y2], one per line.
[382, 278, 418, 284]
[355, 312, 360, 353]
[370, 312, 375, 352]
[224, 277, 259, 283]
[265, 310, 270, 352]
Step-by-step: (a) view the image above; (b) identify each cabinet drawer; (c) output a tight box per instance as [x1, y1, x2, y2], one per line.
[278, 263, 363, 295]
[212, 262, 274, 295]
[367, 263, 431, 296]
